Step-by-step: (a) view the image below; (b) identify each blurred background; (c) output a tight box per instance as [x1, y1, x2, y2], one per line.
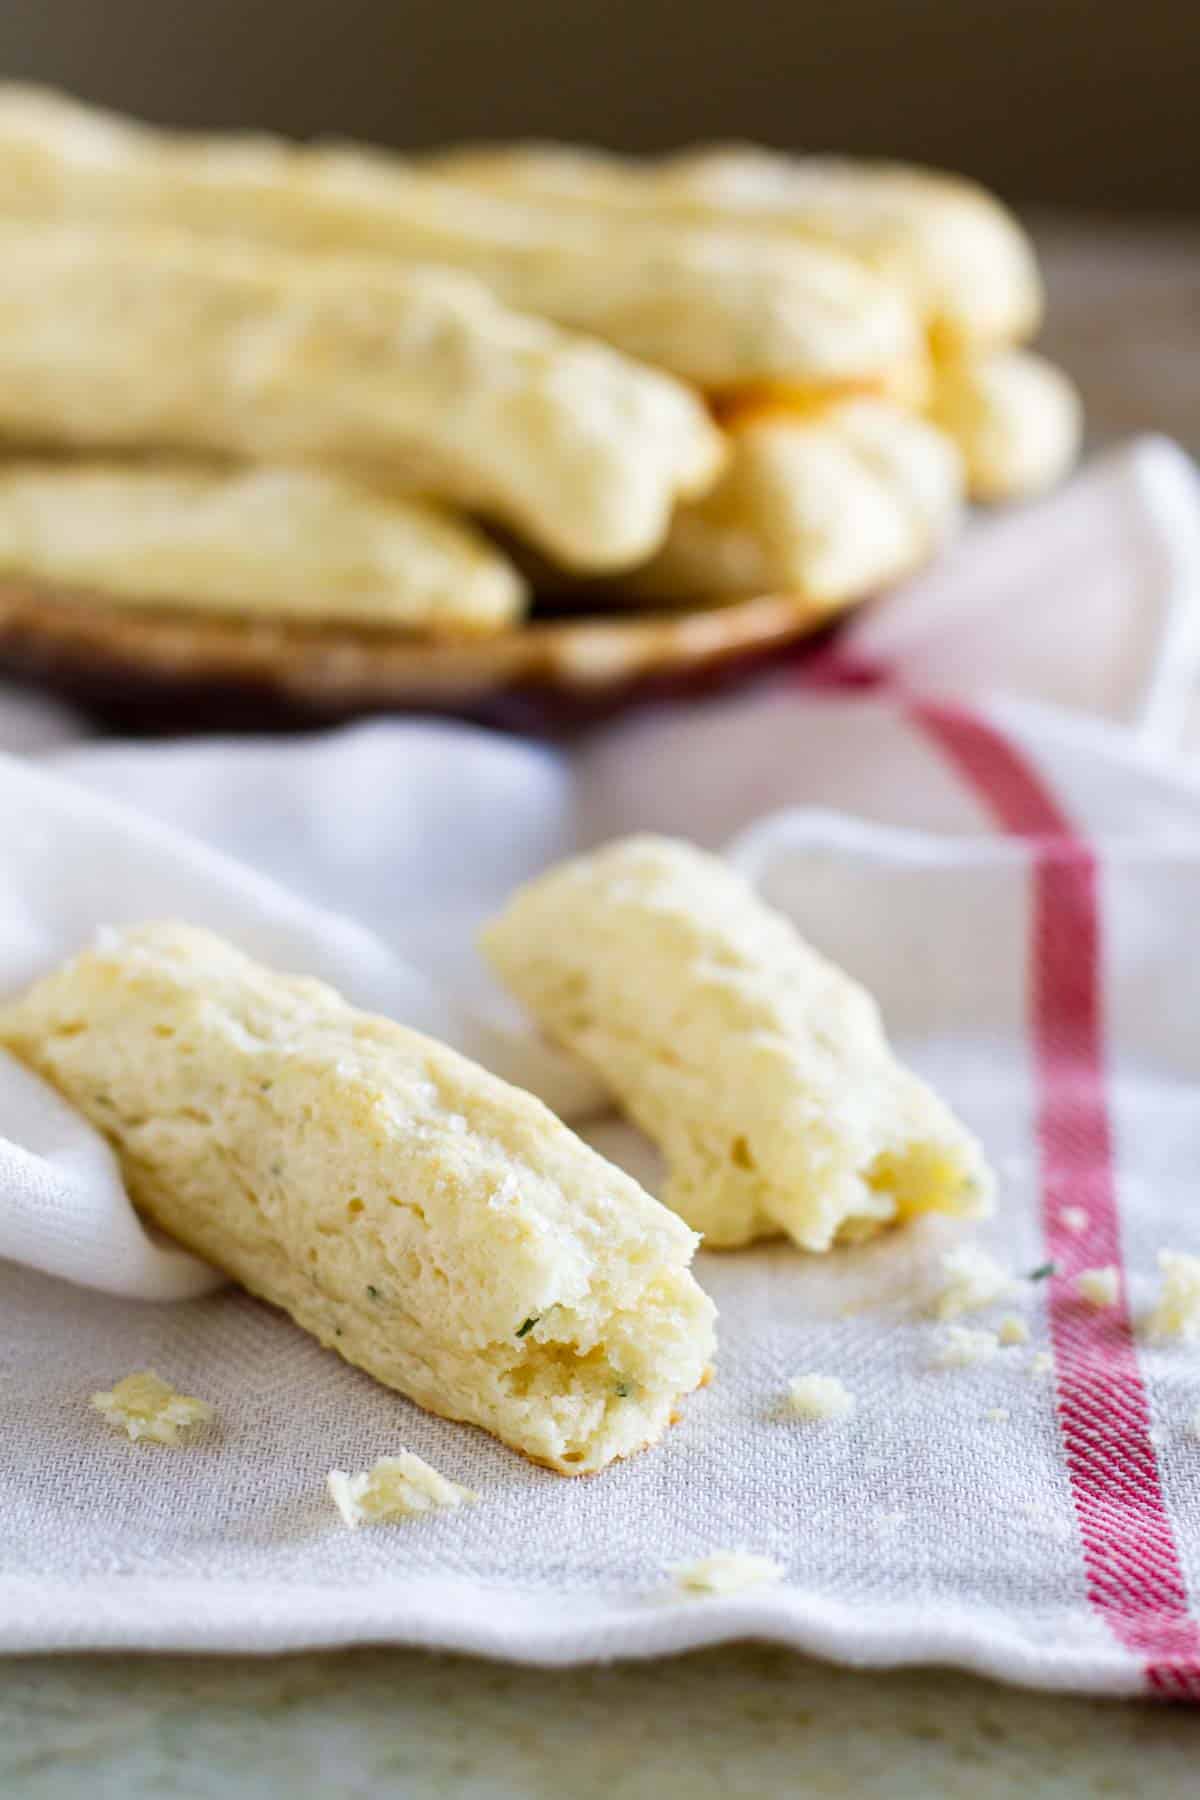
[2, 0, 1197, 211]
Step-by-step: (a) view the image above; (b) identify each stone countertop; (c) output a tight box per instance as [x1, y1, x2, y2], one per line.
[3, 1646, 1197, 1799]
[4, 218, 1200, 1798]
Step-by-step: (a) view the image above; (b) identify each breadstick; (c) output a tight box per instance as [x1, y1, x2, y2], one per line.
[627, 399, 964, 607]
[928, 347, 1082, 503]
[0, 84, 922, 394]
[482, 836, 993, 1250]
[0, 924, 716, 1473]
[0, 223, 721, 572]
[427, 138, 1042, 353]
[0, 460, 526, 634]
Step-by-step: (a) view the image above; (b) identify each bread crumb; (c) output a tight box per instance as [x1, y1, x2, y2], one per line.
[1076, 1266, 1119, 1309]
[1145, 1250, 1200, 1341]
[1060, 1206, 1089, 1235]
[327, 1452, 477, 1528]
[91, 1370, 213, 1445]
[998, 1314, 1029, 1346]
[935, 1246, 1014, 1319]
[935, 1326, 999, 1367]
[787, 1374, 856, 1421]
[672, 1550, 784, 1596]
[1029, 1351, 1053, 1377]
[984, 1406, 1010, 1423]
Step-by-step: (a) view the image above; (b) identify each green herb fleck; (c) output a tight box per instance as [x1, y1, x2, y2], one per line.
[515, 1315, 539, 1338]
[614, 1381, 632, 1398]
[269, 1162, 282, 1178]
[335, 1327, 343, 1338]
[259, 1080, 273, 1093]
[366, 1284, 381, 1301]
[1028, 1261, 1058, 1283]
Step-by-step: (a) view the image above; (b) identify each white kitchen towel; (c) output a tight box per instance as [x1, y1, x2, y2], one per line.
[1, 436, 1200, 1697]
[0, 750, 606, 1298]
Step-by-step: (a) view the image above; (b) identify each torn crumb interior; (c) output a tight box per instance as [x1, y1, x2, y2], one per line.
[91, 1370, 213, 1444]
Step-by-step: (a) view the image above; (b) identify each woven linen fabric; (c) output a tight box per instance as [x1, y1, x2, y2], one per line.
[2, 438, 1200, 1696]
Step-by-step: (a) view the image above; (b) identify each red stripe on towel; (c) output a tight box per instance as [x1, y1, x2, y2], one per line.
[913, 697, 1200, 1699]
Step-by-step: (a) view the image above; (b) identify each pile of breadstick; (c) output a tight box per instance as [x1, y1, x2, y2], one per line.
[0, 86, 1079, 641]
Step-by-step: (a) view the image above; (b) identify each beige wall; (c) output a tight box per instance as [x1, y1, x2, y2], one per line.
[2, 0, 1197, 211]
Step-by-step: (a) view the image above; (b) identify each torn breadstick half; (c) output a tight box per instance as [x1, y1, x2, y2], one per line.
[0, 460, 527, 635]
[927, 347, 1082, 503]
[0, 224, 722, 574]
[428, 139, 1042, 355]
[625, 399, 964, 609]
[482, 836, 993, 1251]
[0, 85, 923, 397]
[0, 924, 716, 1474]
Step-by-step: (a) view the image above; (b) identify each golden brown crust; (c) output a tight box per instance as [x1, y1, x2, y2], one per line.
[708, 357, 930, 428]
[710, 377, 890, 431]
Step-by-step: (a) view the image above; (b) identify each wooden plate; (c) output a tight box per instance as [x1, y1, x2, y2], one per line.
[0, 583, 845, 735]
